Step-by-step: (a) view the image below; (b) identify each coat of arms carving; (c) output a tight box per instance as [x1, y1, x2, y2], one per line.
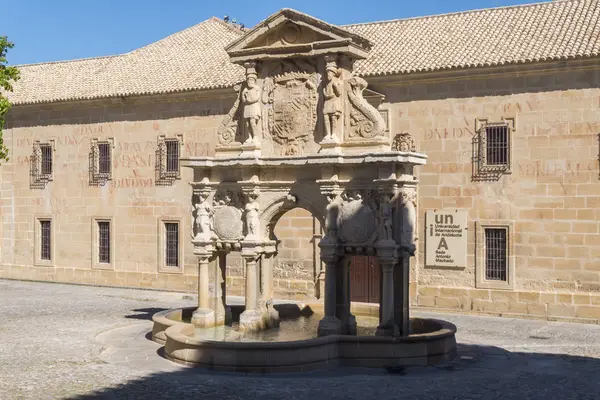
[263, 69, 318, 156]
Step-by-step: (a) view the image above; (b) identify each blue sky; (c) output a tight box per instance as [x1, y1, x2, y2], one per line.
[4, 0, 548, 65]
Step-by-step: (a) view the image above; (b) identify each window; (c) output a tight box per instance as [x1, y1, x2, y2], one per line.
[98, 143, 111, 175]
[485, 125, 509, 167]
[158, 218, 183, 272]
[473, 118, 514, 182]
[40, 220, 52, 261]
[92, 217, 114, 269]
[475, 221, 514, 290]
[40, 144, 53, 175]
[30, 140, 54, 189]
[89, 138, 114, 186]
[484, 228, 507, 281]
[155, 135, 183, 186]
[165, 222, 179, 267]
[98, 221, 111, 264]
[34, 216, 54, 267]
[166, 140, 179, 173]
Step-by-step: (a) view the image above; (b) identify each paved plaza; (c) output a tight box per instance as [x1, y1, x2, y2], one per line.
[1, 279, 599, 399]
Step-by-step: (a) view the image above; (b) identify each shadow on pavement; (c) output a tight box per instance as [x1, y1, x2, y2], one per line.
[125, 308, 169, 321]
[67, 343, 600, 399]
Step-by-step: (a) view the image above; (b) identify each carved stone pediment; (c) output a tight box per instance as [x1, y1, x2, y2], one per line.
[225, 9, 373, 63]
[216, 8, 392, 158]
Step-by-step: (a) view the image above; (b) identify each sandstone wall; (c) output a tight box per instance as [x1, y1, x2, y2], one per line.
[379, 62, 600, 322]
[0, 93, 320, 299]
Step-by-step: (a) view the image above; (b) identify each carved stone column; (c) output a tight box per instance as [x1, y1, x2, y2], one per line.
[394, 186, 417, 337]
[192, 254, 216, 329]
[260, 251, 280, 328]
[318, 186, 343, 336]
[240, 253, 263, 331]
[336, 255, 356, 335]
[212, 253, 230, 326]
[376, 258, 399, 337]
[317, 253, 342, 337]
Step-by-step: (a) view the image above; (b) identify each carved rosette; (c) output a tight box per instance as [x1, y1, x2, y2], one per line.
[212, 191, 244, 240]
[391, 133, 416, 152]
[338, 189, 377, 245]
[346, 76, 387, 141]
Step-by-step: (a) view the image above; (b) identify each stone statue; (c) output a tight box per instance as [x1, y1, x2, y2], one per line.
[194, 192, 213, 241]
[399, 188, 417, 255]
[324, 193, 339, 241]
[380, 193, 393, 242]
[244, 190, 260, 240]
[242, 64, 261, 144]
[323, 62, 343, 141]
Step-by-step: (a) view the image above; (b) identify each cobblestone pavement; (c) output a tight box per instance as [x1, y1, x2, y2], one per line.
[1, 279, 600, 400]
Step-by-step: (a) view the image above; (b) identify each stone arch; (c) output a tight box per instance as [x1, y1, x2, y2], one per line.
[259, 191, 326, 242]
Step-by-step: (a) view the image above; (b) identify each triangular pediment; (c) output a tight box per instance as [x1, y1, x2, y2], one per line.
[225, 9, 373, 63]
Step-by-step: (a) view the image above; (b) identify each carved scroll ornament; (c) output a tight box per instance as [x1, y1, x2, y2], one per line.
[346, 76, 386, 140]
[392, 133, 416, 152]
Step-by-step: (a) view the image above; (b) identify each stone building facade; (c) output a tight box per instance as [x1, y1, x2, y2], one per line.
[2, 1, 600, 322]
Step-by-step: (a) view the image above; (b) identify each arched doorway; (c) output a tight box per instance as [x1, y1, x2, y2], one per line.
[272, 207, 322, 300]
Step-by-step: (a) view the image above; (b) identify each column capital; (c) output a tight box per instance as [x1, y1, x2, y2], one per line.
[398, 185, 417, 206]
[375, 242, 399, 265]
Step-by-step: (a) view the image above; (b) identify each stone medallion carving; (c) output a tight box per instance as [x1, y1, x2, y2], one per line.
[339, 190, 376, 244]
[212, 191, 244, 240]
[392, 133, 416, 152]
[264, 61, 318, 156]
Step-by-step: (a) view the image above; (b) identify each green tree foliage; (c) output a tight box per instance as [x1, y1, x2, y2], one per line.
[0, 36, 20, 163]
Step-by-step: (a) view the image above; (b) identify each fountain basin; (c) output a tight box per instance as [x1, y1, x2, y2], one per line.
[152, 303, 457, 373]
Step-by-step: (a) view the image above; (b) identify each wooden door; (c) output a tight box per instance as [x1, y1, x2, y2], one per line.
[349, 256, 380, 304]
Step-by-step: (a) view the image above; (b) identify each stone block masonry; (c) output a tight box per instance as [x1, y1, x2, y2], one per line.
[2, 60, 600, 323]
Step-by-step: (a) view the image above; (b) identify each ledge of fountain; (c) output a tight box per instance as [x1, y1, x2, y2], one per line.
[152, 303, 457, 373]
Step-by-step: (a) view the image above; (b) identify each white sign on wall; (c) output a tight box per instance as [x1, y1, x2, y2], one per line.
[425, 210, 468, 268]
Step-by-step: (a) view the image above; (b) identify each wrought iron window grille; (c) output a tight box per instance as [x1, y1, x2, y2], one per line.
[165, 222, 179, 267]
[98, 221, 111, 264]
[155, 134, 183, 186]
[29, 140, 55, 189]
[472, 118, 514, 182]
[89, 138, 114, 186]
[484, 227, 508, 282]
[40, 220, 52, 261]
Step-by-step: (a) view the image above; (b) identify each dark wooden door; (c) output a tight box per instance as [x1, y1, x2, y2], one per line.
[349, 256, 380, 304]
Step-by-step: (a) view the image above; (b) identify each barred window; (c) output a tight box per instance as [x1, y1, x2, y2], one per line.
[40, 220, 51, 261]
[485, 228, 507, 281]
[485, 125, 509, 166]
[40, 144, 53, 175]
[165, 222, 179, 267]
[98, 143, 111, 174]
[98, 221, 111, 264]
[166, 139, 179, 173]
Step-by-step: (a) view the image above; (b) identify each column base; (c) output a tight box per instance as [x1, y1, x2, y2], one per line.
[262, 306, 280, 329]
[191, 308, 219, 329]
[239, 309, 265, 332]
[343, 314, 357, 336]
[375, 323, 399, 337]
[317, 316, 342, 337]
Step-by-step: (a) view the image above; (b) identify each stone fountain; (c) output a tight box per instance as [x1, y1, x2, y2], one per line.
[151, 9, 457, 372]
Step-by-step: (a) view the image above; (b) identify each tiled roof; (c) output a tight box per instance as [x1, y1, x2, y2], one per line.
[8, 18, 245, 105]
[347, 0, 600, 76]
[7, 0, 600, 105]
